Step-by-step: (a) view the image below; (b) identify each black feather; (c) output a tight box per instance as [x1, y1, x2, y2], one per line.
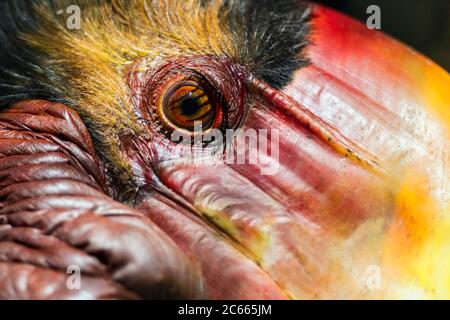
[226, 0, 312, 88]
[0, 0, 70, 108]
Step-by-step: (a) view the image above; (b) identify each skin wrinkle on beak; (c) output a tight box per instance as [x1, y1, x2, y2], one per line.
[125, 137, 292, 299]
[249, 77, 387, 178]
[123, 134, 265, 266]
[124, 131, 319, 298]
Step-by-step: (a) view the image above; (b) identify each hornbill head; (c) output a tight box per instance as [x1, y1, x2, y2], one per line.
[0, 0, 449, 299]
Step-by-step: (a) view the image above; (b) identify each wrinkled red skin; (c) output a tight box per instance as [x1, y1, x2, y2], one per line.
[0, 100, 204, 299]
[140, 194, 288, 300]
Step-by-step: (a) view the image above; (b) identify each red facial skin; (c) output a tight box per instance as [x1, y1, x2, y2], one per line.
[0, 100, 204, 299]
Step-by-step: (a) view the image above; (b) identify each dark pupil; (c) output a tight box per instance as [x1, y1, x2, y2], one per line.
[180, 97, 199, 116]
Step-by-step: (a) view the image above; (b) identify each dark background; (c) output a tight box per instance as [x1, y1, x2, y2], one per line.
[315, 0, 450, 71]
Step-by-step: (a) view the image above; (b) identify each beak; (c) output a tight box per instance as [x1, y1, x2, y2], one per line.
[137, 5, 450, 299]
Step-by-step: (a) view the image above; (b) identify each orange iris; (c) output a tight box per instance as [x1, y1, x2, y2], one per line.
[160, 80, 219, 132]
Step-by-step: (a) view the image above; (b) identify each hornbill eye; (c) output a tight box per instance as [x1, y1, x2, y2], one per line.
[158, 77, 224, 133]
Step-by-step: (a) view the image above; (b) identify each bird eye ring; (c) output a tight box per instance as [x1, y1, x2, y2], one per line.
[157, 78, 223, 133]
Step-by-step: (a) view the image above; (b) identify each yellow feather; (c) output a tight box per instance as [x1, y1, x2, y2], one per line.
[23, 0, 236, 181]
